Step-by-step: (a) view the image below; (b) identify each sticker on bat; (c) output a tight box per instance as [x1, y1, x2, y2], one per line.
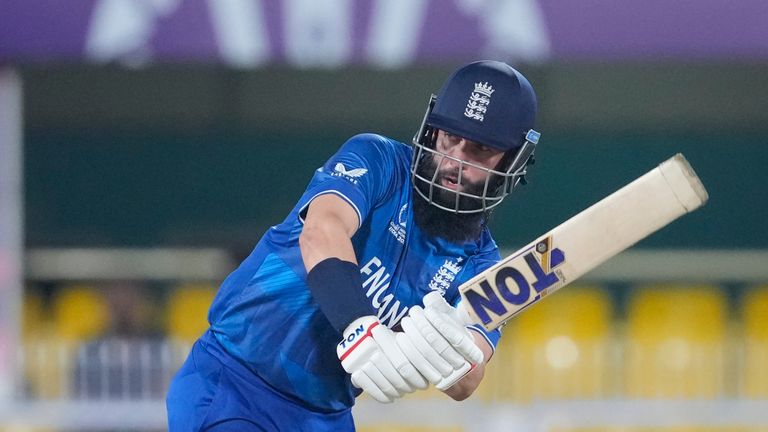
[462, 236, 566, 326]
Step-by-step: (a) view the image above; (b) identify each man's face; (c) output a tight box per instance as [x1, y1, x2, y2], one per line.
[416, 130, 507, 212]
[411, 130, 507, 239]
[432, 130, 506, 192]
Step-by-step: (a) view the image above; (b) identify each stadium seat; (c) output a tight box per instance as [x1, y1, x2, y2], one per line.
[741, 285, 768, 398]
[51, 284, 109, 341]
[22, 284, 109, 399]
[624, 284, 727, 398]
[478, 286, 614, 403]
[166, 283, 217, 343]
[21, 289, 57, 399]
[21, 289, 47, 339]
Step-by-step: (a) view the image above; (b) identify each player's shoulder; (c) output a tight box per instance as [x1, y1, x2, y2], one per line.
[340, 133, 410, 158]
[473, 229, 502, 262]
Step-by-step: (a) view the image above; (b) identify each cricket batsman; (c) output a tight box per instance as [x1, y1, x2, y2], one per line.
[166, 60, 541, 431]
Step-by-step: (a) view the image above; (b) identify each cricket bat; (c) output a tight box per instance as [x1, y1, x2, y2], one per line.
[459, 153, 709, 332]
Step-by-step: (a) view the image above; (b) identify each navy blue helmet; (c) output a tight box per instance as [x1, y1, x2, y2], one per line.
[411, 60, 541, 213]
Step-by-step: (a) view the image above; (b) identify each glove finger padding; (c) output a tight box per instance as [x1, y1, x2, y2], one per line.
[424, 307, 484, 365]
[421, 291, 484, 366]
[369, 345, 412, 395]
[409, 306, 467, 369]
[371, 325, 428, 391]
[351, 369, 394, 403]
[395, 332, 442, 385]
[422, 291, 474, 330]
[364, 356, 403, 399]
[338, 316, 428, 402]
[422, 290, 454, 312]
[400, 315, 455, 378]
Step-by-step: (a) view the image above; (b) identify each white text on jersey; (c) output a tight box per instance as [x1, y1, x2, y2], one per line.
[360, 257, 409, 328]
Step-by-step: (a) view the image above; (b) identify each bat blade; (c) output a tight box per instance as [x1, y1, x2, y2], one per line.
[460, 153, 709, 331]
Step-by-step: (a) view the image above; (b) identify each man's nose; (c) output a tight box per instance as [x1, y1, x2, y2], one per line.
[442, 141, 468, 167]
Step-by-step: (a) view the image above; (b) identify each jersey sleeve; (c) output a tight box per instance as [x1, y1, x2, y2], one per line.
[296, 134, 398, 228]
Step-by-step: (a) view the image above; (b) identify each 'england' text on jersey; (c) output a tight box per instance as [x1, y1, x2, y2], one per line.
[360, 257, 409, 328]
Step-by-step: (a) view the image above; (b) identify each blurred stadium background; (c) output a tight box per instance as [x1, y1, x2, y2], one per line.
[1, 1, 768, 431]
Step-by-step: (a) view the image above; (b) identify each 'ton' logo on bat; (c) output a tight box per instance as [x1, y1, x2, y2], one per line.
[463, 236, 566, 327]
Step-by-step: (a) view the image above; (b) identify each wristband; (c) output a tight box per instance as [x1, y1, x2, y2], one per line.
[306, 258, 375, 334]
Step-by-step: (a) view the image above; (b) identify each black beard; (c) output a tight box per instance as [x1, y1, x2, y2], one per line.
[412, 155, 489, 243]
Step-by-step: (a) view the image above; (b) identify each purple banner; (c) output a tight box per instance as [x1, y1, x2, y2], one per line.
[539, 0, 768, 59]
[2, 0, 767, 67]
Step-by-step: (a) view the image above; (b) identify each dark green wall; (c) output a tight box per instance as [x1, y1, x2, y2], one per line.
[25, 128, 766, 250]
[21, 64, 768, 249]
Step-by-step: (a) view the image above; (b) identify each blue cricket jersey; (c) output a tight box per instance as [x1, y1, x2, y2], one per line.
[207, 134, 502, 413]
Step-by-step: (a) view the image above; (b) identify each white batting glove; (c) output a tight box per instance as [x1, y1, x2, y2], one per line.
[337, 316, 428, 403]
[396, 292, 484, 391]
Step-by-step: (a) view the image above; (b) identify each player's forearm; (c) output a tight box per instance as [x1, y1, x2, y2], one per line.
[442, 331, 493, 401]
[300, 195, 376, 334]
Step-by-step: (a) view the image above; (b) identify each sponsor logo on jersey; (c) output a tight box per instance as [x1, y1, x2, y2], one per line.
[464, 82, 494, 122]
[387, 203, 408, 244]
[428, 257, 463, 295]
[360, 256, 409, 328]
[331, 162, 368, 184]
